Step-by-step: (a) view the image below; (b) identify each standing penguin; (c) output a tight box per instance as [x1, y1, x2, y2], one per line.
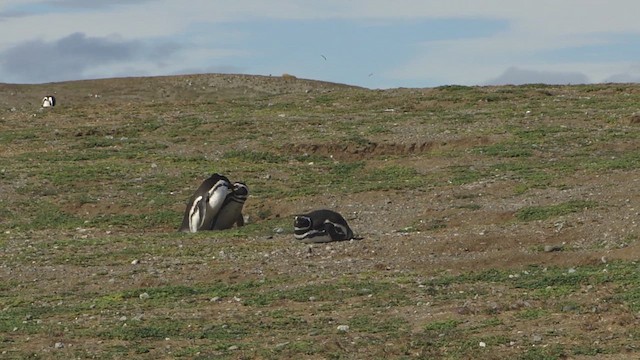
[42, 95, 56, 108]
[211, 182, 249, 230]
[178, 173, 232, 232]
[293, 209, 356, 243]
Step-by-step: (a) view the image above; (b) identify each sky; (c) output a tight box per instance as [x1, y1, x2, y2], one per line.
[2, 0, 640, 89]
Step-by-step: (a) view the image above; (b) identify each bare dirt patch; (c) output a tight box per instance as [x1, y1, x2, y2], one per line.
[283, 136, 494, 161]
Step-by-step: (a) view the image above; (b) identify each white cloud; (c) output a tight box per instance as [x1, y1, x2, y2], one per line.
[603, 63, 640, 83]
[0, 32, 183, 83]
[2, 1, 640, 86]
[380, 1, 640, 86]
[485, 67, 589, 85]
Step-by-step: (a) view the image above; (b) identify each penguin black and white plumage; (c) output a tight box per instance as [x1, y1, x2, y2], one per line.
[178, 173, 232, 233]
[42, 95, 56, 108]
[293, 209, 356, 243]
[211, 182, 249, 230]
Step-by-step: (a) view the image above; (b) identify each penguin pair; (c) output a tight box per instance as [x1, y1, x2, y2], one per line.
[293, 209, 358, 243]
[42, 95, 56, 108]
[178, 173, 248, 233]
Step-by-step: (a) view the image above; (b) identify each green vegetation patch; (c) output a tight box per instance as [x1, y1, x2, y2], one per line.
[515, 200, 597, 221]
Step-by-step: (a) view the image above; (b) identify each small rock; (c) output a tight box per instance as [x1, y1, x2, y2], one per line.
[544, 245, 563, 252]
[131, 259, 140, 265]
[139, 292, 150, 300]
[337, 325, 349, 332]
[455, 306, 472, 315]
[54, 342, 64, 349]
[228, 345, 239, 351]
[479, 341, 486, 348]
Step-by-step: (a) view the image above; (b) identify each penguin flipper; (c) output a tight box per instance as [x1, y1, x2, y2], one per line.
[236, 214, 245, 227]
[324, 222, 350, 241]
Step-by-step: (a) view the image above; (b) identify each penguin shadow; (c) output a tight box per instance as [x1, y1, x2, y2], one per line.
[293, 209, 363, 244]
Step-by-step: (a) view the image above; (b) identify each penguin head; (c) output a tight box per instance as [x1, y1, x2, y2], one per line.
[210, 173, 231, 184]
[206, 174, 233, 194]
[293, 215, 312, 230]
[232, 182, 249, 196]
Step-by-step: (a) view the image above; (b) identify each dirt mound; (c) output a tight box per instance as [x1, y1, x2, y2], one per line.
[283, 136, 493, 160]
[0, 73, 360, 110]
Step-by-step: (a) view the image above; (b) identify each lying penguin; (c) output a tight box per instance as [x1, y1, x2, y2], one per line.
[293, 209, 359, 243]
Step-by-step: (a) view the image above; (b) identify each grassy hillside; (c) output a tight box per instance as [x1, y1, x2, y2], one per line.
[1, 74, 640, 359]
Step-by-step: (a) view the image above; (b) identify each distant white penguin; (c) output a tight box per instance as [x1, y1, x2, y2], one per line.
[42, 95, 56, 108]
[293, 209, 357, 243]
[212, 182, 249, 230]
[178, 173, 232, 232]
